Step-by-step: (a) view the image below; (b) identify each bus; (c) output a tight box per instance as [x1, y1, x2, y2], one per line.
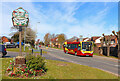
[63, 41, 93, 57]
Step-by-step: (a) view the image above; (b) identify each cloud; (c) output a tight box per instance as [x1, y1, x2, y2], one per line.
[0, 2, 118, 41]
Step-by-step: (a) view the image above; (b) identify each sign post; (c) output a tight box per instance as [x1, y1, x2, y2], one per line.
[12, 7, 29, 65]
[19, 26, 22, 55]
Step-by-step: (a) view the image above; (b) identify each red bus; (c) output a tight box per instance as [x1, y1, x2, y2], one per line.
[63, 41, 93, 57]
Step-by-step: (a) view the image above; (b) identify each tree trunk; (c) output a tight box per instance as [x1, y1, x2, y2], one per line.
[100, 48, 103, 55]
[107, 46, 110, 56]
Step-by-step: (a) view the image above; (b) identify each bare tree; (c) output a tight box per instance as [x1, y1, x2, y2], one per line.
[57, 34, 66, 48]
[44, 33, 51, 46]
[11, 27, 36, 45]
[102, 33, 112, 56]
[100, 33, 104, 55]
[112, 30, 120, 58]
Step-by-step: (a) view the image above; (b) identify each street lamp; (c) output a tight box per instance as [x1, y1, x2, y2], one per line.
[35, 22, 40, 49]
[24, 27, 27, 51]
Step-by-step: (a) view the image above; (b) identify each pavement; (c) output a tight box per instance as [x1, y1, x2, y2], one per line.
[3, 46, 119, 76]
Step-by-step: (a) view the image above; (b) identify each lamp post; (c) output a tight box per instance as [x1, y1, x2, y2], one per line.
[24, 27, 26, 51]
[35, 22, 40, 49]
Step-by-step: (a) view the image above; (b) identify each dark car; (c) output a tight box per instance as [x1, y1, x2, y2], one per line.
[0, 44, 7, 57]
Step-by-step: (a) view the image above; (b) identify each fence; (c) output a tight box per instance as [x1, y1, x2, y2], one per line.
[102, 46, 118, 57]
[32, 49, 43, 56]
[94, 46, 118, 57]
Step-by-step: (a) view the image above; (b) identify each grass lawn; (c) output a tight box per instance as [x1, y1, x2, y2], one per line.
[1, 58, 118, 79]
[6, 47, 47, 54]
[51, 47, 63, 50]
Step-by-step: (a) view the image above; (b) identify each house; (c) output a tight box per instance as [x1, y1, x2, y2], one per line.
[91, 36, 101, 43]
[82, 38, 90, 41]
[66, 36, 79, 42]
[1, 36, 9, 43]
[103, 35, 118, 47]
[50, 37, 60, 48]
[1, 36, 13, 44]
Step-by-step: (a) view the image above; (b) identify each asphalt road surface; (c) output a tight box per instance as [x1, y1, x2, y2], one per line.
[41, 46, 118, 76]
[4, 46, 118, 76]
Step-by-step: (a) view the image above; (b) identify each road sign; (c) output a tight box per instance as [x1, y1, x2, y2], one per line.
[12, 7, 29, 27]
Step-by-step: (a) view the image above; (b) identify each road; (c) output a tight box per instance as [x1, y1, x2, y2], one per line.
[5, 46, 118, 76]
[41, 46, 118, 76]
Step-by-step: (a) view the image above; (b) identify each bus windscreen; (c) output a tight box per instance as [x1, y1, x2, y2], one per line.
[82, 42, 92, 51]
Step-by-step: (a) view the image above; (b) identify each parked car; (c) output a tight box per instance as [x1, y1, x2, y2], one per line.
[0, 44, 7, 57]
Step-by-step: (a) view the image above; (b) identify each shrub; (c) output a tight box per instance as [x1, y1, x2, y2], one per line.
[26, 54, 47, 72]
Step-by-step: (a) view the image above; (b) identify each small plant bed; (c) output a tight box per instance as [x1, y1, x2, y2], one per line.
[5, 54, 47, 78]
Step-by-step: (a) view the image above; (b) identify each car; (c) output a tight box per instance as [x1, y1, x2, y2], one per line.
[3, 42, 16, 48]
[0, 44, 7, 57]
[15, 42, 24, 48]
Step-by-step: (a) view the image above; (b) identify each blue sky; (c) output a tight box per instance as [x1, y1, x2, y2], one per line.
[0, 2, 118, 41]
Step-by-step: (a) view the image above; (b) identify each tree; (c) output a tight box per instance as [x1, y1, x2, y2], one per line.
[11, 27, 37, 46]
[11, 32, 19, 42]
[102, 33, 112, 56]
[57, 34, 66, 48]
[99, 33, 105, 55]
[67, 36, 78, 42]
[79, 35, 83, 41]
[112, 30, 120, 58]
[24, 27, 36, 44]
[50, 34, 57, 47]
[44, 33, 51, 46]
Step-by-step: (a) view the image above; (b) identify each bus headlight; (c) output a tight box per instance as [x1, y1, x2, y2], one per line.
[91, 52, 93, 54]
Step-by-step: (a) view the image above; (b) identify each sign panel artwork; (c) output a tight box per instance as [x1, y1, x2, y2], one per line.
[12, 7, 29, 26]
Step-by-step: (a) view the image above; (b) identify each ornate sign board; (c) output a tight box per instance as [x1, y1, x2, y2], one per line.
[12, 7, 29, 27]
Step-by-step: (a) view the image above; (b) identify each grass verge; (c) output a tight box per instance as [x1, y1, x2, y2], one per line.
[2, 58, 118, 79]
[51, 47, 63, 50]
[93, 53, 118, 59]
[6, 47, 47, 54]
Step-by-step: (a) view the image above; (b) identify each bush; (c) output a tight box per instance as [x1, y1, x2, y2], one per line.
[26, 54, 47, 72]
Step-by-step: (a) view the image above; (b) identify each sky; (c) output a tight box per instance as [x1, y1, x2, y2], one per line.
[0, 1, 118, 41]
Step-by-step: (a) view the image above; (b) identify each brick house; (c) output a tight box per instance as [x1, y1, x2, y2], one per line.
[103, 35, 118, 47]
[66, 36, 79, 42]
[50, 37, 60, 48]
[1, 36, 13, 43]
[83, 38, 88, 41]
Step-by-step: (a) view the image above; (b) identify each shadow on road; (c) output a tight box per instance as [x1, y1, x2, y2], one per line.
[2, 56, 11, 58]
[66, 53, 92, 57]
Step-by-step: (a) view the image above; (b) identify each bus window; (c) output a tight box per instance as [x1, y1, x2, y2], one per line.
[63, 44, 67, 48]
[67, 44, 71, 49]
[82, 42, 92, 51]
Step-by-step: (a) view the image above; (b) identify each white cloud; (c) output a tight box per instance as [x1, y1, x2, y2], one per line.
[0, 2, 118, 41]
[1, 0, 119, 2]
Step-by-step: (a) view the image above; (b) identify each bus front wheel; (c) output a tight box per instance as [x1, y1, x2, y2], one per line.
[65, 51, 68, 54]
[75, 52, 77, 56]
